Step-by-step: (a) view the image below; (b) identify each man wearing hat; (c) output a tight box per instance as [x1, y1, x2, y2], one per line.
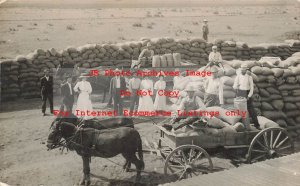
[233, 64, 261, 129]
[134, 42, 154, 68]
[40, 68, 53, 116]
[203, 67, 224, 107]
[204, 45, 225, 73]
[128, 71, 141, 113]
[171, 85, 201, 130]
[202, 19, 209, 41]
[109, 68, 127, 115]
[60, 75, 75, 114]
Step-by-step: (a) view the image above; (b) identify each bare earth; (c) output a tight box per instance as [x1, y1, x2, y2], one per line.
[0, 0, 300, 60]
[1, 0, 300, 185]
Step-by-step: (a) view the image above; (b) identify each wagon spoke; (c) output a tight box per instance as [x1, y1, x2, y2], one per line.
[256, 139, 268, 151]
[191, 152, 203, 164]
[168, 164, 185, 169]
[173, 169, 185, 175]
[181, 150, 188, 164]
[252, 154, 266, 162]
[188, 148, 194, 162]
[275, 145, 292, 152]
[171, 157, 185, 167]
[270, 130, 273, 149]
[179, 171, 187, 180]
[251, 149, 268, 153]
[275, 136, 289, 149]
[273, 131, 282, 148]
[263, 132, 269, 148]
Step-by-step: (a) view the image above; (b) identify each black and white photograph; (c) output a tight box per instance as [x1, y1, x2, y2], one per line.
[1, 0, 300, 186]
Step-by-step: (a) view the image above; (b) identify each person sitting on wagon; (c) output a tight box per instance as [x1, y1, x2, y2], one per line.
[132, 42, 154, 69]
[203, 45, 225, 73]
[170, 85, 203, 130]
[203, 67, 224, 107]
[233, 64, 261, 130]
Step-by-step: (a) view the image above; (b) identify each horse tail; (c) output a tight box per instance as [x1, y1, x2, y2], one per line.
[136, 132, 144, 170]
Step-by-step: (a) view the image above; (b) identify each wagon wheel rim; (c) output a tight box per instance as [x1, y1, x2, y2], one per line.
[247, 127, 294, 164]
[164, 145, 213, 180]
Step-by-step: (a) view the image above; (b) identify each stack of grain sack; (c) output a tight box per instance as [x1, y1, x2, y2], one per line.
[1, 38, 300, 101]
[0, 59, 20, 101]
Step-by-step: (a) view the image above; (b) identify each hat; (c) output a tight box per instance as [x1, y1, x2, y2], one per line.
[212, 46, 217, 50]
[203, 19, 208, 22]
[147, 42, 152, 47]
[186, 85, 196, 92]
[240, 64, 248, 69]
[210, 67, 218, 73]
[79, 73, 89, 79]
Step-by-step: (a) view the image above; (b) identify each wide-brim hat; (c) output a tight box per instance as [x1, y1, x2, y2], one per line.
[203, 19, 208, 22]
[212, 46, 217, 50]
[186, 85, 196, 92]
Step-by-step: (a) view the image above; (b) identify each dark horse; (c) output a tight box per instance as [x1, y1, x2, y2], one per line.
[50, 114, 135, 171]
[47, 121, 144, 186]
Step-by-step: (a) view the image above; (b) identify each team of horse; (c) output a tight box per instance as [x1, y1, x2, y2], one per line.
[47, 115, 144, 186]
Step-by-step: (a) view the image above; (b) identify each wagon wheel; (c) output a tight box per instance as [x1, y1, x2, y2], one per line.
[164, 145, 213, 180]
[247, 127, 294, 164]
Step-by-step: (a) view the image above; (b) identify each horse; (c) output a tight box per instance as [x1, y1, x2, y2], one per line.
[47, 121, 144, 186]
[50, 114, 135, 170]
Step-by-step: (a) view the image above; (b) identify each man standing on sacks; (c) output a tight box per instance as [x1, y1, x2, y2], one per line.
[233, 64, 261, 130]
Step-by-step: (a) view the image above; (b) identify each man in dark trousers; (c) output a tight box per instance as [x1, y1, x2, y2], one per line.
[60, 75, 74, 114]
[109, 68, 126, 115]
[40, 69, 53, 116]
[202, 19, 209, 41]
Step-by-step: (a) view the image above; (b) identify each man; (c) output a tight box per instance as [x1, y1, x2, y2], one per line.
[106, 77, 114, 108]
[128, 74, 141, 113]
[204, 45, 225, 72]
[109, 68, 127, 115]
[202, 19, 209, 41]
[233, 64, 261, 130]
[171, 86, 202, 130]
[60, 76, 74, 114]
[133, 42, 154, 69]
[40, 69, 53, 116]
[203, 67, 224, 107]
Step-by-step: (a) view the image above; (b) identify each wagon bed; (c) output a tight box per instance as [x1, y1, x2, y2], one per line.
[146, 122, 295, 181]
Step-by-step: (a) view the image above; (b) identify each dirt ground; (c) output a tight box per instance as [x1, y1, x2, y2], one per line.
[0, 0, 300, 60]
[0, 97, 299, 186]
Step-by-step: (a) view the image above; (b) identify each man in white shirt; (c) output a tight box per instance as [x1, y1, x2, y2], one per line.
[128, 75, 141, 112]
[204, 46, 225, 73]
[233, 64, 260, 129]
[203, 67, 224, 107]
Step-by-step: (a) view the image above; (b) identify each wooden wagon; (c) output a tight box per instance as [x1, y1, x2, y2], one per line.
[146, 120, 295, 180]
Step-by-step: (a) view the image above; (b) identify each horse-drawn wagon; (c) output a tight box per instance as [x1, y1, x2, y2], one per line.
[146, 119, 294, 180]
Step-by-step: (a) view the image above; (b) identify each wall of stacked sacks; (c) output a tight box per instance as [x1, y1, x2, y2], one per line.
[1, 38, 300, 130]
